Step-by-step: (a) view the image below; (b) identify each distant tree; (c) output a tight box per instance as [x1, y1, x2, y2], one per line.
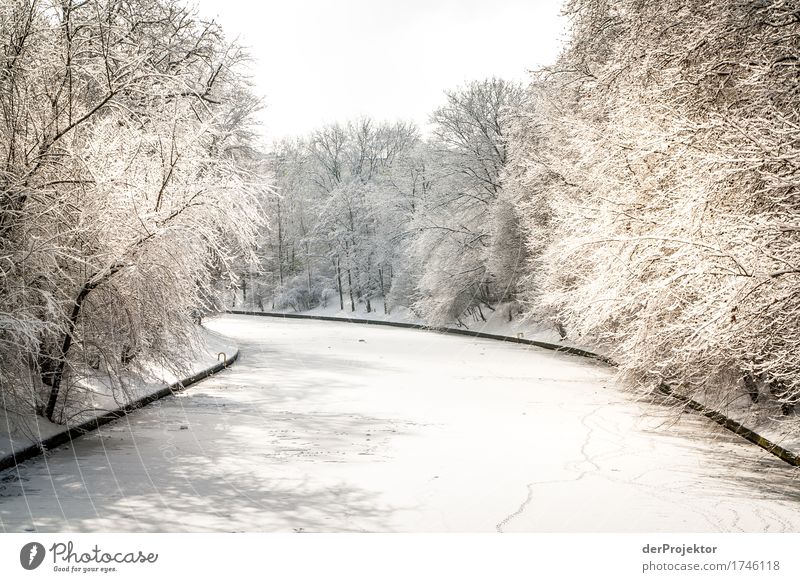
[252, 80, 525, 326]
[303, 119, 418, 313]
[413, 78, 524, 324]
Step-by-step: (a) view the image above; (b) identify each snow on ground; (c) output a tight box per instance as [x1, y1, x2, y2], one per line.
[692, 388, 800, 464]
[1, 314, 798, 532]
[262, 297, 420, 324]
[0, 327, 237, 462]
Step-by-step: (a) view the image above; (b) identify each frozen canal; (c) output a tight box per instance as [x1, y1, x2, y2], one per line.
[1, 314, 799, 532]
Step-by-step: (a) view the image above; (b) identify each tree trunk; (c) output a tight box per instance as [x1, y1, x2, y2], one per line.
[276, 198, 284, 286]
[379, 267, 387, 314]
[336, 256, 344, 310]
[347, 268, 355, 312]
[44, 264, 124, 421]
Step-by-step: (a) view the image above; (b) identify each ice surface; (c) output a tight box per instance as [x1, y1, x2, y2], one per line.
[264, 301, 800, 459]
[0, 315, 798, 532]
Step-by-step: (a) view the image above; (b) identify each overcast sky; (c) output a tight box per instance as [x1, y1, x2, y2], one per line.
[195, 0, 568, 142]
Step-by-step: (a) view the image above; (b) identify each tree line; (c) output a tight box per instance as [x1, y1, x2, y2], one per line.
[252, 0, 799, 415]
[249, 78, 526, 328]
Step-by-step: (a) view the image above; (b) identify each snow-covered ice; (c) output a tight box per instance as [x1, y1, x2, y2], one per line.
[0, 314, 798, 532]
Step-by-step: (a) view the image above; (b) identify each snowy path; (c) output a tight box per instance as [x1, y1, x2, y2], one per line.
[1, 314, 799, 532]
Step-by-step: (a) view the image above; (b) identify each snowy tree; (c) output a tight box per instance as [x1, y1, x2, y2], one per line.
[507, 0, 800, 413]
[302, 119, 418, 313]
[253, 80, 524, 326]
[0, 0, 264, 423]
[413, 78, 524, 324]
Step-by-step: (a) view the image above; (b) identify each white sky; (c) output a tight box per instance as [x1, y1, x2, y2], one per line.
[194, 0, 569, 142]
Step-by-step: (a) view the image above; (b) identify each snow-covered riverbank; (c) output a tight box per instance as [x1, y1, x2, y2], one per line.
[0, 328, 238, 471]
[248, 299, 599, 352]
